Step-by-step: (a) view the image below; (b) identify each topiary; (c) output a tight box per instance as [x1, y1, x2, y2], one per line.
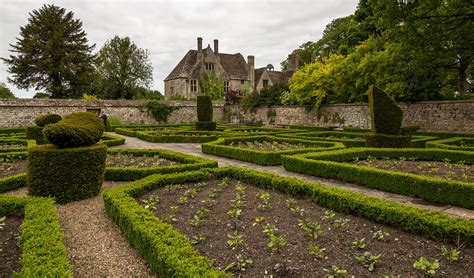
[368, 85, 403, 135]
[43, 112, 104, 148]
[34, 114, 62, 127]
[197, 95, 213, 122]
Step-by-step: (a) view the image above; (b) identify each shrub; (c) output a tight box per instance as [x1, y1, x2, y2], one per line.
[43, 112, 104, 148]
[34, 114, 62, 127]
[368, 85, 403, 135]
[141, 101, 175, 123]
[27, 144, 107, 204]
[195, 121, 217, 131]
[26, 126, 47, 144]
[401, 125, 420, 135]
[426, 137, 474, 151]
[364, 133, 412, 148]
[197, 95, 213, 122]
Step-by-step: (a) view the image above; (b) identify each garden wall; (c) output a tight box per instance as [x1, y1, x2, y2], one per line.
[225, 100, 474, 133]
[0, 99, 224, 127]
[0, 99, 472, 132]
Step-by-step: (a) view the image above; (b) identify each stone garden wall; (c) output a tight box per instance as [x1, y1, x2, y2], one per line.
[0, 99, 224, 127]
[0, 98, 472, 132]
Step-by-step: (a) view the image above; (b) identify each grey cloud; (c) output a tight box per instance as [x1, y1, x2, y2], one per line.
[0, 0, 358, 98]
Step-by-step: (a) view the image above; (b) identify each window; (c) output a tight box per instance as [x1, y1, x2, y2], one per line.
[224, 81, 230, 93]
[205, 62, 214, 71]
[190, 80, 197, 92]
[263, 79, 269, 87]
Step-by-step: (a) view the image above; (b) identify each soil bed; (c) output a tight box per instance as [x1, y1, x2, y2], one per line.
[0, 143, 24, 149]
[137, 179, 474, 277]
[0, 160, 27, 178]
[0, 215, 22, 276]
[349, 158, 473, 183]
[229, 141, 311, 151]
[106, 153, 181, 168]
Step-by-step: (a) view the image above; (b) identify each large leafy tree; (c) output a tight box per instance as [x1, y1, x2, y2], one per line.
[199, 72, 224, 100]
[2, 4, 95, 99]
[0, 83, 16, 99]
[95, 36, 153, 99]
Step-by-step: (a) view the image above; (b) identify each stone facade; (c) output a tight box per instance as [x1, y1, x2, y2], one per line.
[0, 99, 472, 132]
[0, 99, 224, 127]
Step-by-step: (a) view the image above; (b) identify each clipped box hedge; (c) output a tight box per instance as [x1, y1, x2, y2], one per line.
[0, 173, 27, 193]
[28, 144, 107, 204]
[100, 133, 126, 147]
[289, 125, 333, 131]
[0, 127, 26, 135]
[282, 148, 474, 209]
[279, 131, 436, 148]
[26, 126, 48, 144]
[223, 126, 306, 135]
[202, 135, 345, 165]
[0, 196, 72, 277]
[0, 138, 29, 153]
[105, 148, 218, 181]
[426, 137, 474, 151]
[103, 167, 474, 277]
[136, 130, 235, 143]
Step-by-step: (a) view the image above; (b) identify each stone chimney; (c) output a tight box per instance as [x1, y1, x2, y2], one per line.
[288, 53, 299, 71]
[247, 55, 255, 91]
[213, 39, 219, 55]
[197, 37, 203, 52]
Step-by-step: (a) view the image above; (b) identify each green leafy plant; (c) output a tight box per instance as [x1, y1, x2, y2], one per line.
[321, 209, 336, 220]
[440, 246, 460, 262]
[226, 231, 244, 249]
[141, 101, 174, 123]
[332, 218, 349, 228]
[286, 198, 304, 216]
[373, 230, 390, 241]
[0, 216, 5, 230]
[256, 192, 271, 210]
[262, 223, 286, 251]
[224, 254, 253, 272]
[189, 235, 205, 245]
[253, 216, 265, 226]
[352, 238, 366, 250]
[308, 243, 327, 260]
[142, 194, 159, 211]
[298, 219, 323, 239]
[413, 257, 440, 277]
[323, 265, 348, 278]
[355, 251, 381, 272]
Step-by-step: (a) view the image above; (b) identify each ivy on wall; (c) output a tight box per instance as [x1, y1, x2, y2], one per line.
[141, 101, 175, 122]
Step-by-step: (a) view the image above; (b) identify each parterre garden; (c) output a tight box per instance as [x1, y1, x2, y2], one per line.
[1, 90, 474, 277]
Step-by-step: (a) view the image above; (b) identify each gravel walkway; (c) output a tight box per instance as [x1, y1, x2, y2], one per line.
[1, 182, 154, 278]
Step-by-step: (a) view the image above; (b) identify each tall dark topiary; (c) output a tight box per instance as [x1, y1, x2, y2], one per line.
[195, 95, 216, 130]
[28, 111, 107, 203]
[368, 85, 403, 135]
[365, 85, 411, 148]
[26, 113, 63, 144]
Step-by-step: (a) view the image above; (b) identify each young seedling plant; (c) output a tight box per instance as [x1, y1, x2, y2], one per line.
[440, 246, 460, 263]
[323, 265, 348, 278]
[286, 198, 304, 216]
[352, 238, 366, 250]
[298, 219, 323, 239]
[142, 194, 159, 211]
[308, 243, 327, 260]
[355, 251, 382, 272]
[262, 223, 286, 252]
[373, 230, 390, 241]
[256, 192, 271, 210]
[226, 230, 244, 249]
[413, 257, 440, 277]
[224, 254, 253, 272]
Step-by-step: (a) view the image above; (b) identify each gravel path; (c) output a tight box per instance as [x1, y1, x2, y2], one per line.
[1, 182, 154, 278]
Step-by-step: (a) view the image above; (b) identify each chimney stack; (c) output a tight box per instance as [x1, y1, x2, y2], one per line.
[288, 53, 299, 71]
[247, 55, 255, 91]
[213, 39, 219, 55]
[197, 37, 203, 52]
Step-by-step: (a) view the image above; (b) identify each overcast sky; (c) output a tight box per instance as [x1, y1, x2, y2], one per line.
[0, 0, 359, 98]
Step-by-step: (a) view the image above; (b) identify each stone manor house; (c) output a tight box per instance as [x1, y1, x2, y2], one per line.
[164, 37, 299, 99]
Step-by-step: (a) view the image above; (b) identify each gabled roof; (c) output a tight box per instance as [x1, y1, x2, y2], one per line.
[164, 49, 249, 81]
[254, 67, 295, 87]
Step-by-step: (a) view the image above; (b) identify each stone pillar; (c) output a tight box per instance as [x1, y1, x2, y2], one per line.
[197, 37, 203, 52]
[213, 39, 219, 55]
[288, 53, 299, 71]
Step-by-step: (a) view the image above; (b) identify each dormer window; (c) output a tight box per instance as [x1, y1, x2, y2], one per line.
[263, 79, 269, 87]
[205, 62, 215, 72]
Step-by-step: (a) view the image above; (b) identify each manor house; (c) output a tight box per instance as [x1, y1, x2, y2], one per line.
[164, 37, 298, 99]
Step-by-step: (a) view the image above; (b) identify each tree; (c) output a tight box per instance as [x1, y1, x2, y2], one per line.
[95, 36, 153, 99]
[199, 72, 224, 100]
[0, 83, 16, 99]
[2, 4, 95, 99]
[33, 92, 50, 99]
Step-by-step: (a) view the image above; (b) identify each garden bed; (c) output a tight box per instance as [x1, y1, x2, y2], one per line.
[0, 139, 28, 153]
[282, 148, 474, 209]
[106, 152, 182, 168]
[103, 167, 474, 277]
[0, 215, 22, 276]
[0, 159, 26, 178]
[202, 135, 345, 165]
[426, 137, 474, 151]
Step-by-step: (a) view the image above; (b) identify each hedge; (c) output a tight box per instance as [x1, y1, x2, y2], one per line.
[0, 174, 27, 193]
[34, 114, 62, 127]
[43, 112, 104, 148]
[343, 127, 474, 140]
[0, 128, 26, 135]
[100, 133, 126, 147]
[103, 167, 474, 278]
[105, 148, 218, 181]
[426, 137, 474, 151]
[110, 123, 194, 132]
[195, 121, 217, 131]
[136, 130, 234, 143]
[197, 95, 213, 122]
[0, 196, 72, 277]
[103, 171, 226, 277]
[364, 133, 412, 148]
[289, 125, 333, 131]
[224, 126, 306, 135]
[282, 148, 474, 209]
[279, 131, 435, 148]
[28, 144, 107, 204]
[202, 135, 345, 165]
[26, 126, 48, 144]
[368, 85, 403, 135]
[0, 138, 28, 153]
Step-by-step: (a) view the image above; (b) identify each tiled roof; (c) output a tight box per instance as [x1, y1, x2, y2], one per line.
[219, 53, 249, 80]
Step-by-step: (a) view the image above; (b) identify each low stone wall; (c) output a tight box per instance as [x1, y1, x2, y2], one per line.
[0, 99, 224, 127]
[1, 99, 472, 132]
[225, 100, 474, 133]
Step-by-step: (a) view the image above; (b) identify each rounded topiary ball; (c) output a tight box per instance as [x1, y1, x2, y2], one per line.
[43, 112, 104, 148]
[34, 114, 62, 127]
